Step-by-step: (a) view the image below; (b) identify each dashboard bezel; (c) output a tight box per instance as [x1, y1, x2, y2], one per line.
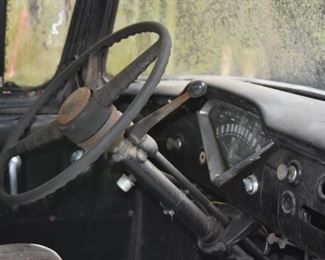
[197, 99, 274, 187]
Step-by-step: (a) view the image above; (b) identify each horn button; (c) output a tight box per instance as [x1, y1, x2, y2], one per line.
[58, 87, 92, 126]
[57, 87, 113, 145]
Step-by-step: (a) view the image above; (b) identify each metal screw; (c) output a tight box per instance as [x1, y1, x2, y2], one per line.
[199, 150, 206, 165]
[243, 174, 259, 195]
[163, 209, 175, 222]
[71, 150, 84, 163]
[166, 137, 182, 151]
[117, 174, 135, 192]
[277, 164, 288, 181]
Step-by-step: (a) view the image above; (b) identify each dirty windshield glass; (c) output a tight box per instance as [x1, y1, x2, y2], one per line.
[5, 0, 75, 87]
[108, 0, 325, 90]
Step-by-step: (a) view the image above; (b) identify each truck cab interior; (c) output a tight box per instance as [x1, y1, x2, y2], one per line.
[0, 1, 325, 259]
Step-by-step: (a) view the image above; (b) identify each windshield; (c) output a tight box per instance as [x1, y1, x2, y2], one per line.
[108, 0, 325, 90]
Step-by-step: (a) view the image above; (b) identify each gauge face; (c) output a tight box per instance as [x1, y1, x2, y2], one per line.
[209, 102, 271, 168]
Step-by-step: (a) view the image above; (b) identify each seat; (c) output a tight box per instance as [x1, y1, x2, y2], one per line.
[0, 243, 62, 260]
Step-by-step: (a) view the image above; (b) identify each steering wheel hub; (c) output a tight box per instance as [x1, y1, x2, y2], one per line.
[57, 87, 92, 126]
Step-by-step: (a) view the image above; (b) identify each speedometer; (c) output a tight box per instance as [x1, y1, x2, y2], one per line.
[209, 103, 270, 168]
[198, 100, 272, 184]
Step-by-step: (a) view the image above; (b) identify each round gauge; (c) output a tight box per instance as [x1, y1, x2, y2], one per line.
[209, 102, 270, 168]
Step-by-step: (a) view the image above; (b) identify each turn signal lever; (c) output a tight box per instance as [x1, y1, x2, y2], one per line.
[127, 80, 207, 144]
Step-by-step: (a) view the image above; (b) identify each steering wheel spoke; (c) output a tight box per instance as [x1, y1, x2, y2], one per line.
[96, 41, 161, 106]
[6, 121, 63, 159]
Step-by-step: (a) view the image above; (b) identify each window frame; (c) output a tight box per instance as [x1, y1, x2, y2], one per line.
[0, 0, 118, 95]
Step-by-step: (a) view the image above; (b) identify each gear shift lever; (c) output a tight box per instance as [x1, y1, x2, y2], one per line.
[128, 80, 207, 144]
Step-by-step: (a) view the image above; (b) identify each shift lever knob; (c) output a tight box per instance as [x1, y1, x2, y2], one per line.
[186, 80, 208, 98]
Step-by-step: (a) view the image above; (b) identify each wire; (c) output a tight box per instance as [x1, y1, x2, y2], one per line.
[261, 225, 268, 236]
[154, 151, 230, 226]
[211, 201, 226, 205]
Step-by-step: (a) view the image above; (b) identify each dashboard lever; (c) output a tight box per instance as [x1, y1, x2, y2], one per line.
[128, 80, 207, 144]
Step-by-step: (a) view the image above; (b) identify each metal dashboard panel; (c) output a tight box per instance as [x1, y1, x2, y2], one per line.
[129, 76, 325, 154]
[201, 76, 325, 154]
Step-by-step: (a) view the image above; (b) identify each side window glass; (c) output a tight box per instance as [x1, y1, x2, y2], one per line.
[5, 0, 76, 87]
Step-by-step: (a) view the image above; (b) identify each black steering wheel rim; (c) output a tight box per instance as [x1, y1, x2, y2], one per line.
[0, 21, 171, 208]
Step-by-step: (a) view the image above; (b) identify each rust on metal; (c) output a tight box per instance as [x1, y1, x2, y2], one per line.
[57, 87, 91, 126]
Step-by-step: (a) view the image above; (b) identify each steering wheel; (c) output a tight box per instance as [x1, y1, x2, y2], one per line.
[0, 22, 171, 208]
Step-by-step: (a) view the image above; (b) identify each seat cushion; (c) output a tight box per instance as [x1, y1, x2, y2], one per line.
[0, 243, 62, 260]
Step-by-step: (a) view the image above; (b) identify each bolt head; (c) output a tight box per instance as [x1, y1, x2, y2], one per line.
[71, 150, 84, 163]
[243, 174, 259, 195]
[117, 174, 135, 192]
[243, 178, 253, 192]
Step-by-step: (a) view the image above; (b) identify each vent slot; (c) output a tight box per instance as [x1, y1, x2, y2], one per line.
[300, 206, 325, 232]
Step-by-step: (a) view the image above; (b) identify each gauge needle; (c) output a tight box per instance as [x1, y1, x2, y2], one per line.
[220, 139, 242, 167]
[219, 140, 235, 167]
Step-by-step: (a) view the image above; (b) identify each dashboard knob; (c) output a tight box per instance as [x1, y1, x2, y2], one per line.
[277, 164, 288, 181]
[287, 165, 299, 184]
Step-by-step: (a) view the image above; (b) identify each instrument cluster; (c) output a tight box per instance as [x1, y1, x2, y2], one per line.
[208, 100, 271, 168]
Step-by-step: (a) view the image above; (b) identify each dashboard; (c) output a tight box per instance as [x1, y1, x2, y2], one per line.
[142, 76, 325, 259]
[199, 79, 325, 259]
